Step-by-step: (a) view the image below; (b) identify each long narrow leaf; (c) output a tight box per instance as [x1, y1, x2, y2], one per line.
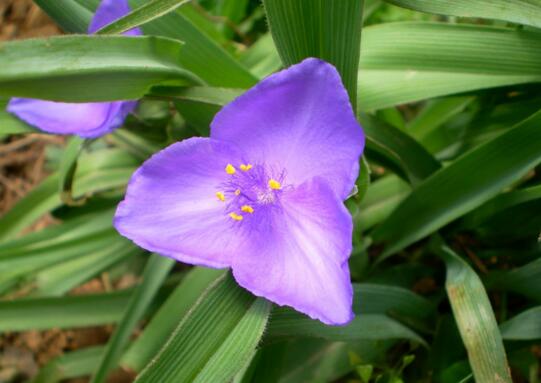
[91, 255, 175, 383]
[0, 35, 199, 102]
[97, 0, 192, 35]
[374, 109, 541, 257]
[439, 244, 512, 383]
[358, 22, 541, 110]
[135, 273, 270, 383]
[385, 0, 541, 28]
[263, 0, 364, 106]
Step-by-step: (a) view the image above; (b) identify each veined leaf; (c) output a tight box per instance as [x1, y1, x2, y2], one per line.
[96, 0, 192, 35]
[439, 244, 512, 383]
[32, 239, 141, 296]
[34, 0, 92, 33]
[135, 273, 271, 383]
[91, 255, 175, 383]
[263, 0, 364, 107]
[0, 35, 199, 102]
[500, 306, 541, 340]
[374, 109, 541, 257]
[267, 313, 426, 345]
[358, 22, 541, 111]
[360, 113, 441, 185]
[0, 149, 138, 241]
[385, 0, 541, 28]
[0, 291, 131, 331]
[122, 267, 225, 371]
[37, 0, 257, 87]
[268, 283, 432, 344]
[487, 257, 541, 302]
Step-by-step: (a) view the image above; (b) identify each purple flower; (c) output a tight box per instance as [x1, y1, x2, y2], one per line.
[7, 0, 141, 138]
[114, 58, 365, 325]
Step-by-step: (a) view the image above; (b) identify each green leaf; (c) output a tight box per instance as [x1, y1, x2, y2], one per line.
[59, 136, 88, 206]
[0, 291, 131, 331]
[487, 257, 541, 302]
[122, 267, 224, 371]
[358, 22, 541, 111]
[352, 175, 410, 231]
[263, 0, 364, 107]
[500, 306, 541, 341]
[461, 184, 541, 229]
[407, 96, 475, 142]
[34, 0, 92, 33]
[135, 273, 271, 383]
[33, 346, 104, 383]
[38, 0, 257, 87]
[0, 149, 138, 241]
[0, 107, 36, 134]
[268, 283, 432, 345]
[0, 35, 199, 102]
[360, 113, 441, 185]
[384, 0, 541, 28]
[91, 255, 175, 383]
[439, 244, 512, 383]
[32, 239, 140, 296]
[374, 109, 541, 257]
[267, 313, 426, 345]
[239, 33, 282, 79]
[96, 0, 192, 35]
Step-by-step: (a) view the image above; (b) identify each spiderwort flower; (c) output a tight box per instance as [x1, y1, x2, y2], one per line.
[7, 0, 140, 138]
[115, 58, 365, 325]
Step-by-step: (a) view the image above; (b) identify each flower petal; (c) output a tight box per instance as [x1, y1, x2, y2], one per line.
[115, 137, 247, 268]
[88, 0, 142, 35]
[6, 99, 136, 138]
[231, 177, 354, 325]
[211, 58, 364, 200]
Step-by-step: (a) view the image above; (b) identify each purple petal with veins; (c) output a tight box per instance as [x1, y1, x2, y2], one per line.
[114, 58, 365, 325]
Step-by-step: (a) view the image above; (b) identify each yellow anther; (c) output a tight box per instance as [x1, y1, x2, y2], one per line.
[268, 179, 281, 190]
[225, 164, 236, 175]
[234, 189, 241, 196]
[215, 191, 225, 202]
[241, 205, 254, 214]
[229, 212, 243, 221]
[240, 164, 253, 171]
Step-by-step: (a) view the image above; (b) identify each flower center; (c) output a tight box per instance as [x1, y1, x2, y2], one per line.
[214, 163, 285, 221]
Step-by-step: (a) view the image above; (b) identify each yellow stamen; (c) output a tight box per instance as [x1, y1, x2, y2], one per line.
[240, 164, 253, 171]
[225, 164, 236, 175]
[215, 191, 225, 202]
[229, 212, 243, 221]
[234, 189, 241, 196]
[268, 179, 281, 190]
[241, 205, 254, 213]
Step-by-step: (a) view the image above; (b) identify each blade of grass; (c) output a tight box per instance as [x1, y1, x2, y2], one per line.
[385, 0, 541, 28]
[96, 0, 192, 35]
[91, 254, 175, 383]
[374, 109, 541, 258]
[121, 267, 224, 371]
[263, 0, 364, 107]
[438, 243, 512, 383]
[500, 307, 541, 340]
[358, 22, 541, 110]
[0, 35, 200, 102]
[135, 273, 270, 383]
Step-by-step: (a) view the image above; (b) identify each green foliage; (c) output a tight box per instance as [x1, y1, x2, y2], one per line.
[1, 0, 541, 382]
